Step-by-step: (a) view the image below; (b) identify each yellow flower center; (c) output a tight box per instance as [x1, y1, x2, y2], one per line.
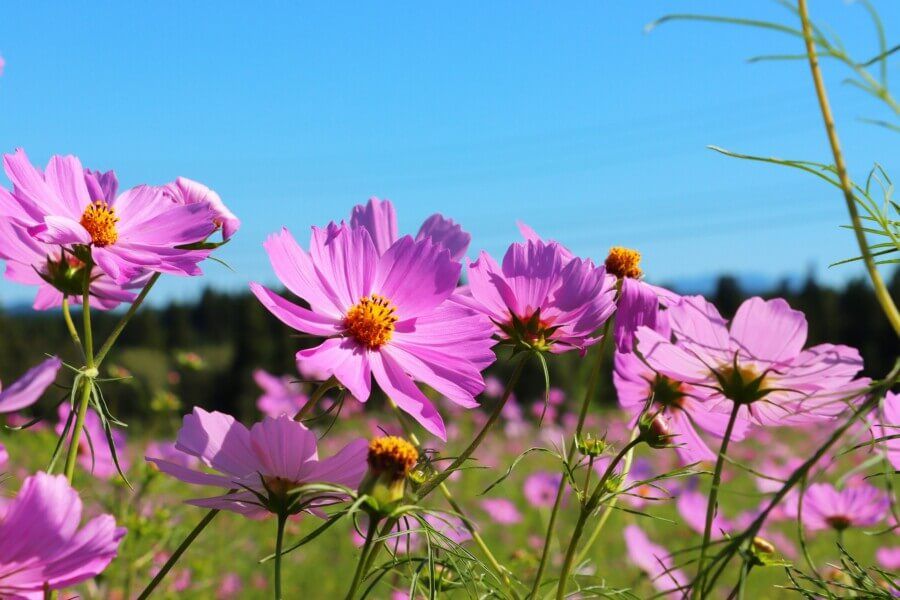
[367, 436, 419, 480]
[605, 246, 642, 279]
[80, 201, 119, 247]
[345, 295, 398, 349]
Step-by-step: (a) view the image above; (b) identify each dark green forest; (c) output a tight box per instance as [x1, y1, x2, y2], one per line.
[2, 271, 897, 428]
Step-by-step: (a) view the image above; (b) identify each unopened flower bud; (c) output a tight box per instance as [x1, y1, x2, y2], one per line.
[752, 536, 775, 555]
[639, 412, 672, 449]
[576, 433, 608, 458]
[604, 472, 626, 494]
[359, 436, 418, 513]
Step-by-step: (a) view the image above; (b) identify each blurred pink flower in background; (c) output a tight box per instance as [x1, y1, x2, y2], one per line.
[872, 391, 900, 470]
[480, 498, 523, 524]
[524, 471, 562, 508]
[801, 482, 889, 532]
[216, 572, 244, 599]
[877, 546, 900, 570]
[57, 403, 130, 479]
[623, 524, 688, 598]
[253, 369, 308, 418]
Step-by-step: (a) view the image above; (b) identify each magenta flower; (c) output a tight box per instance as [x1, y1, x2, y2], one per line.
[350, 197, 470, 261]
[147, 407, 368, 517]
[0, 189, 144, 309]
[523, 471, 562, 508]
[250, 223, 495, 438]
[0, 472, 125, 598]
[676, 483, 732, 537]
[801, 482, 889, 532]
[56, 404, 129, 480]
[623, 524, 688, 597]
[253, 369, 309, 418]
[615, 338, 749, 465]
[465, 239, 616, 354]
[877, 547, 900, 570]
[637, 295, 866, 426]
[0, 357, 61, 414]
[480, 498, 523, 524]
[162, 176, 240, 241]
[3, 150, 217, 284]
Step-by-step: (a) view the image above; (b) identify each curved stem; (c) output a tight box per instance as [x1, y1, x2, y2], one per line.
[693, 402, 741, 598]
[293, 376, 338, 422]
[416, 353, 528, 499]
[136, 509, 221, 599]
[555, 438, 640, 600]
[61, 298, 84, 357]
[531, 320, 612, 598]
[274, 512, 287, 600]
[94, 272, 160, 366]
[345, 516, 379, 600]
[797, 0, 900, 337]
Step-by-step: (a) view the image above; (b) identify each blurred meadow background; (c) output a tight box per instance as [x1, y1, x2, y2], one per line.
[1, 1, 899, 599]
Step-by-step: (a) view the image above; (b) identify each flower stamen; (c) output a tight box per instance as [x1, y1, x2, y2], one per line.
[605, 246, 642, 279]
[80, 201, 119, 247]
[345, 294, 398, 349]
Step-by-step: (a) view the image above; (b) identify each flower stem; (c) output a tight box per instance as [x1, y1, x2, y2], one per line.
[61, 298, 84, 358]
[415, 353, 528, 499]
[387, 401, 518, 596]
[94, 273, 160, 366]
[293, 376, 338, 422]
[345, 516, 379, 600]
[62, 276, 96, 483]
[693, 401, 741, 598]
[274, 512, 287, 600]
[555, 438, 640, 599]
[797, 0, 900, 336]
[531, 319, 612, 598]
[573, 426, 638, 566]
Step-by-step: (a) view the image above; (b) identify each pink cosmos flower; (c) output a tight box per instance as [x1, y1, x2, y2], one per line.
[623, 524, 689, 597]
[250, 223, 495, 438]
[0, 472, 125, 598]
[145, 440, 198, 470]
[872, 392, 900, 470]
[465, 238, 616, 354]
[147, 407, 368, 517]
[637, 296, 867, 426]
[676, 483, 732, 537]
[615, 330, 749, 465]
[0, 357, 61, 414]
[56, 404, 129, 479]
[801, 482, 889, 531]
[523, 471, 562, 508]
[216, 572, 244, 599]
[516, 222, 678, 353]
[0, 192, 146, 309]
[877, 547, 900, 570]
[350, 197, 470, 261]
[253, 369, 309, 418]
[3, 149, 217, 284]
[480, 498, 523, 524]
[162, 177, 240, 241]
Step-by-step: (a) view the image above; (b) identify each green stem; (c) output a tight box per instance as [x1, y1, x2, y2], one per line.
[573, 426, 638, 566]
[274, 512, 287, 600]
[345, 516, 379, 600]
[61, 298, 83, 357]
[293, 376, 338, 422]
[693, 401, 741, 599]
[415, 353, 528, 499]
[62, 276, 96, 484]
[555, 438, 640, 600]
[797, 0, 900, 337]
[531, 319, 613, 598]
[136, 508, 221, 599]
[94, 273, 160, 366]
[387, 399, 520, 597]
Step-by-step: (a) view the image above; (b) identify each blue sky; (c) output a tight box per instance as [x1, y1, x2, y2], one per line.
[1, 1, 898, 306]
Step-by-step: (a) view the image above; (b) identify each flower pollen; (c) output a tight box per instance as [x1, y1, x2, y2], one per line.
[345, 294, 398, 349]
[367, 436, 418, 480]
[80, 201, 119, 247]
[605, 246, 642, 279]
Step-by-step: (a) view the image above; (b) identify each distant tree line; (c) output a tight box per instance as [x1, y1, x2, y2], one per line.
[1, 270, 897, 426]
